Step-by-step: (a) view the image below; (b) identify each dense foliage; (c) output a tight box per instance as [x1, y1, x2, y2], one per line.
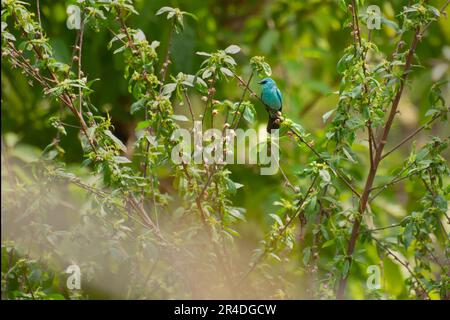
[1, 0, 449, 299]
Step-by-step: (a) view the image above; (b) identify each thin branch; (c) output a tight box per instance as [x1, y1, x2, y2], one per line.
[36, 0, 42, 37]
[381, 114, 442, 160]
[369, 175, 409, 202]
[240, 174, 319, 282]
[180, 162, 209, 229]
[289, 129, 361, 198]
[69, 178, 165, 243]
[21, 265, 36, 300]
[197, 167, 215, 202]
[371, 237, 431, 299]
[159, 20, 174, 89]
[231, 72, 253, 129]
[183, 89, 195, 122]
[76, 14, 85, 114]
[368, 124, 376, 167]
[233, 73, 264, 105]
[201, 77, 217, 128]
[364, 223, 401, 233]
[273, 155, 296, 192]
[368, 160, 430, 202]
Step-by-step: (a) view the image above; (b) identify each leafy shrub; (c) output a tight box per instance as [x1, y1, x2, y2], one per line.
[1, 0, 449, 299]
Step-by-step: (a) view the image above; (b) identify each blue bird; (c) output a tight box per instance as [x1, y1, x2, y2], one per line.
[259, 77, 282, 132]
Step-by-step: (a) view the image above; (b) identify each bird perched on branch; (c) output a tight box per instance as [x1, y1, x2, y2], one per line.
[259, 77, 282, 133]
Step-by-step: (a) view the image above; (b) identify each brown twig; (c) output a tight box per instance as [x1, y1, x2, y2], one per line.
[231, 72, 253, 129]
[183, 89, 195, 122]
[288, 129, 361, 198]
[381, 114, 442, 160]
[159, 20, 174, 89]
[371, 237, 430, 299]
[240, 174, 319, 282]
[36, 0, 42, 37]
[76, 14, 85, 114]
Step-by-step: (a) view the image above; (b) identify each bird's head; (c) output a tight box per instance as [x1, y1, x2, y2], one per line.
[258, 77, 276, 88]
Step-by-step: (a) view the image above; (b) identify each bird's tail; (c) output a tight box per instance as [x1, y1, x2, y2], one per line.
[267, 113, 280, 133]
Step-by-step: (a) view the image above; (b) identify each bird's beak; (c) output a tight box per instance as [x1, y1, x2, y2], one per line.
[258, 80, 263, 85]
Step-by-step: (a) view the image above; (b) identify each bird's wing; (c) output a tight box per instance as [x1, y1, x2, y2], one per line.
[261, 90, 270, 111]
[276, 88, 282, 111]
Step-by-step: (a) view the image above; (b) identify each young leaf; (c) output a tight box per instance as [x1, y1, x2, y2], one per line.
[224, 45, 241, 54]
[130, 98, 146, 115]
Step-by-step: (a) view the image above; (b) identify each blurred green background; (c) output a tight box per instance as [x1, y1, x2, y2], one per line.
[2, 0, 449, 299]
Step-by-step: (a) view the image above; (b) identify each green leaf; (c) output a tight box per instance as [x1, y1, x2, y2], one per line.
[136, 120, 152, 130]
[225, 177, 239, 194]
[234, 182, 244, 189]
[156, 7, 174, 16]
[319, 169, 331, 183]
[424, 109, 439, 117]
[196, 51, 211, 57]
[113, 45, 126, 55]
[269, 213, 283, 226]
[269, 252, 281, 262]
[403, 223, 414, 249]
[342, 147, 356, 163]
[307, 196, 317, 212]
[434, 195, 447, 211]
[322, 239, 335, 248]
[224, 45, 241, 54]
[228, 208, 246, 221]
[322, 109, 335, 123]
[202, 68, 213, 79]
[337, 53, 353, 74]
[113, 156, 132, 164]
[220, 67, 234, 77]
[162, 83, 177, 97]
[130, 98, 146, 115]
[242, 103, 255, 124]
[105, 130, 127, 152]
[342, 259, 350, 277]
[380, 17, 399, 31]
[224, 227, 240, 238]
[171, 114, 189, 122]
[302, 247, 311, 266]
